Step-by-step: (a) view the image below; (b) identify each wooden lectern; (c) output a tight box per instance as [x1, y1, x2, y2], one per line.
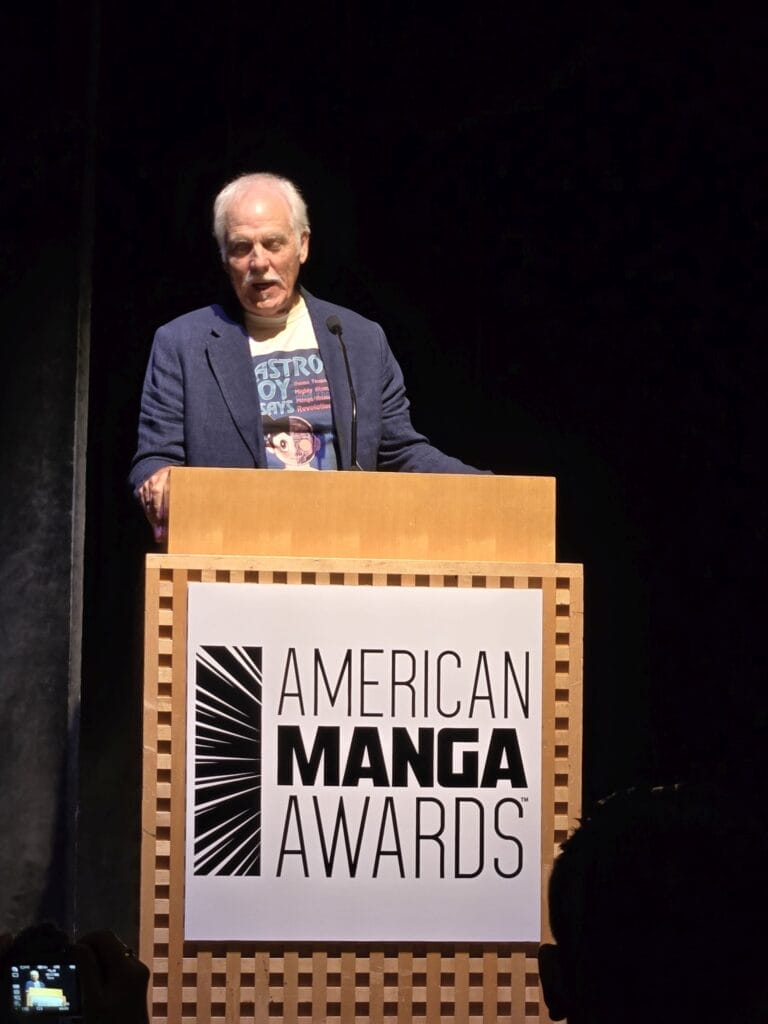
[140, 468, 582, 1024]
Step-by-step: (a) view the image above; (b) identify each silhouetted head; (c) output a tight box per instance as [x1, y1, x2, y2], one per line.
[540, 784, 768, 1024]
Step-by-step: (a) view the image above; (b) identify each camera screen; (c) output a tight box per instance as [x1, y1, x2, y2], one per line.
[9, 962, 80, 1015]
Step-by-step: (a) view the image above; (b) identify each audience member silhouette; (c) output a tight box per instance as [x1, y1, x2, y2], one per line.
[539, 784, 768, 1024]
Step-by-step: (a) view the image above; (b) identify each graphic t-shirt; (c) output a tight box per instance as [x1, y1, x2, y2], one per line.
[246, 298, 339, 471]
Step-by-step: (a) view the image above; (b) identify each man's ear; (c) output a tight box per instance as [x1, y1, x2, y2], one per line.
[538, 943, 569, 1021]
[299, 230, 310, 264]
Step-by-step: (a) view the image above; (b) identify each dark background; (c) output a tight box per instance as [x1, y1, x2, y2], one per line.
[1, 4, 764, 944]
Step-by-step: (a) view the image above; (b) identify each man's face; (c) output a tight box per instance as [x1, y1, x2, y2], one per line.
[224, 185, 309, 317]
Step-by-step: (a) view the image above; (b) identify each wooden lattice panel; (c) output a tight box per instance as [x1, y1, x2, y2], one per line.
[140, 557, 583, 1024]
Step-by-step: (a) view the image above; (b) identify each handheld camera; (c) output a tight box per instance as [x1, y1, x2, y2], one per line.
[4, 955, 82, 1023]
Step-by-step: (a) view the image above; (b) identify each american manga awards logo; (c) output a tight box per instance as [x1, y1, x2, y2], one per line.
[185, 584, 543, 942]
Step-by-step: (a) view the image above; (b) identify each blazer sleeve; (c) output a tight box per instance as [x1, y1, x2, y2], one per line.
[128, 325, 186, 493]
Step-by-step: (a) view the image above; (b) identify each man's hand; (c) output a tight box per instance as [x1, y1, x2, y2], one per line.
[0, 924, 149, 1024]
[137, 467, 170, 544]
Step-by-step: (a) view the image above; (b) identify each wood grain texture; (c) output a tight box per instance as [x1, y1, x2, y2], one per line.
[165, 469, 556, 563]
[140, 557, 582, 1023]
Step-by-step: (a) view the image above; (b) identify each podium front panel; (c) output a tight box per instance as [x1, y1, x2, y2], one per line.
[140, 555, 582, 1024]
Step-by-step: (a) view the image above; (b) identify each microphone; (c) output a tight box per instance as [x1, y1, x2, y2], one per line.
[326, 315, 362, 470]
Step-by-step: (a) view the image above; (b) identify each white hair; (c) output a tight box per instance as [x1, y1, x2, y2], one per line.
[212, 172, 310, 259]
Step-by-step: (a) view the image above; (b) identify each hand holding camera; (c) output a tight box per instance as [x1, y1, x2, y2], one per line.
[0, 924, 149, 1024]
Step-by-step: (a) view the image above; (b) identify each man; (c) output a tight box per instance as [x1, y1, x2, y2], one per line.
[538, 785, 768, 1024]
[130, 172, 484, 541]
[24, 968, 44, 995]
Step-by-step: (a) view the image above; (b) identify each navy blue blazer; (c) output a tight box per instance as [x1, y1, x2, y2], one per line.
[129, 290, 483, 491]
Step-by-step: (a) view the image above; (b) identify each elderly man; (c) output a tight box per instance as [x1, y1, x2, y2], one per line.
[130, 172, 484, 540]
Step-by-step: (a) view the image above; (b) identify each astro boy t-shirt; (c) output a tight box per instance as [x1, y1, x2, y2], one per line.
[246, 297, 339, 471]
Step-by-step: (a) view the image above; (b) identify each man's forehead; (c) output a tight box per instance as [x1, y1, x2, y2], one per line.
[226, 185, 293, 232]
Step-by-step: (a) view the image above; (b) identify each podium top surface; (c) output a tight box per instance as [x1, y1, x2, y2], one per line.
[165, 468, 555, 562]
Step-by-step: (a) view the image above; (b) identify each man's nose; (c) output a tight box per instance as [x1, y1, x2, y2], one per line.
[249, 245, 270, 270]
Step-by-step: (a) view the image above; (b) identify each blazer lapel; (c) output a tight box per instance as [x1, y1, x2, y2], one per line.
[206, 312, 265, 465]
[306, 292, 352, 469]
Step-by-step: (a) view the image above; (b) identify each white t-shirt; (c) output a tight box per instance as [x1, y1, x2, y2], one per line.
[246, 297, 339, 471]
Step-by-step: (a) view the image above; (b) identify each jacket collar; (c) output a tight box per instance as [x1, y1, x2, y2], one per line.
[303, 289, 352, 470]
[206, 304, 264, 465]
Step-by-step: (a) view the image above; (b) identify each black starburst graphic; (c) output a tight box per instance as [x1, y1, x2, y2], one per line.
[193, 645, 262, 875]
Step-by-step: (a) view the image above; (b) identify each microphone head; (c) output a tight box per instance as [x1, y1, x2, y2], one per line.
[326, 314, 342, 336]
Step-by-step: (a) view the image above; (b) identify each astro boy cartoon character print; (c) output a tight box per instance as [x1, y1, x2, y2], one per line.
[264, 414, 325, 470]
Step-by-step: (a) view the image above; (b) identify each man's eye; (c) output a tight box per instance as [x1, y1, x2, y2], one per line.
[264, 239, 283, 252]
[228, 241, 252, 258]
